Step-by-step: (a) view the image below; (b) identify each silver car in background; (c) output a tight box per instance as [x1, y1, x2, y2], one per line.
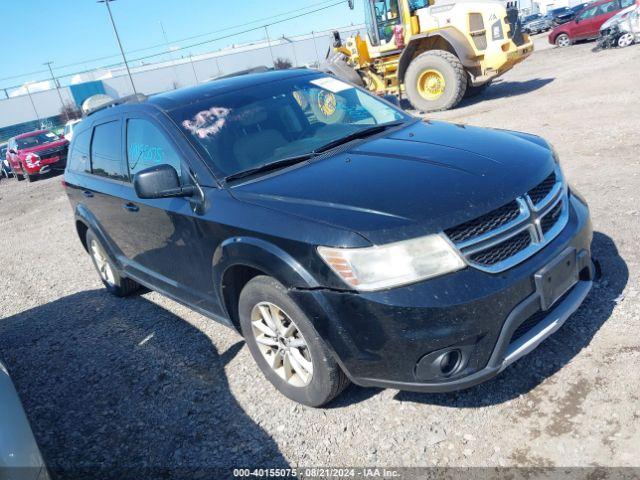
[0, 361, 48, 480]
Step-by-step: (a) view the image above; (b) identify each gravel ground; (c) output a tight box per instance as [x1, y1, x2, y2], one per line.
[1, 40, 639, 477]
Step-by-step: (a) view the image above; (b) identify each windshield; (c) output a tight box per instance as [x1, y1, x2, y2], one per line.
[16, 131, 59, 149]
[171, 74, 409, 178]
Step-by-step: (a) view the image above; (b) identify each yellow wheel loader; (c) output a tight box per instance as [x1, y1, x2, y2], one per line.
[324, 0, 534, 112]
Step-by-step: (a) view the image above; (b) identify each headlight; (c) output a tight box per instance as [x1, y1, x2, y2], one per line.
[25, 153, 40, 167]
[317, 234, 465, 292]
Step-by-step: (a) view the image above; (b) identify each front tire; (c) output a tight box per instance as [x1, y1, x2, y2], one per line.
[86, 229, 140, 297]
[239, 276, 349, 407]
[404, 50, 467, 112]
[555, 33, 571, 47]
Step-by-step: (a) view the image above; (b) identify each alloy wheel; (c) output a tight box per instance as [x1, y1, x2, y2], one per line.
[90, 239, 116, 286]
[557, 34, 571, 47]
[618, 33, 634, 48]
[250, 301, 313, 387]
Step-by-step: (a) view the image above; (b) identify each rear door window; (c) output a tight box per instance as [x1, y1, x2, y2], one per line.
[67, 129, 91, 173]
[597, 1, 618, 15]
[90, 121, 127, 181]
[126, 118, 182, 181]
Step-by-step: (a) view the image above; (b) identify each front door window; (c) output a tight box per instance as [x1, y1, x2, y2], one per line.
[374, 0, 401, 45]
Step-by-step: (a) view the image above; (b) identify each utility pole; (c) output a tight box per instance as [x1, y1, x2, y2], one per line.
[24, 83, 41, 124]
[98, 0, 138, 95]
[264, 25, 276, 67]
[160, 21, 180, 89]
[44, 61, 68, 121]
[311, 31, 321, 67]
[188, 53, 199, 84]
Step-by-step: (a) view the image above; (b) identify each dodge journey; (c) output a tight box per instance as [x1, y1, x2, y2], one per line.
[64, 70, 594, 406]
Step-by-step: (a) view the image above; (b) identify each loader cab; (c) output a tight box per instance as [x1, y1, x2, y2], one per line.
[365, 0, 433, 47]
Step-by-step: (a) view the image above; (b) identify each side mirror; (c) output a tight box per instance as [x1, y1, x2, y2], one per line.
[133, 164, 195, 199]
[575, 17, 581, 23]
[383, 94, 400, 106]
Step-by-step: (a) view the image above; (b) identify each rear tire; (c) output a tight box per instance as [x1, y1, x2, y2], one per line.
[85, 229, 140, 297]
[239, 275, 349, 407]
[404, 50, 467, 112]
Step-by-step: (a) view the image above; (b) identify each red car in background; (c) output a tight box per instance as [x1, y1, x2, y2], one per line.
[549, 0, 636, 46]
[6, 130, 69, 182]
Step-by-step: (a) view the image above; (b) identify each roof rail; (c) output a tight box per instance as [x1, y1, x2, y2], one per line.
[85, 93, 148, 116]
[208, 65, 271, 82]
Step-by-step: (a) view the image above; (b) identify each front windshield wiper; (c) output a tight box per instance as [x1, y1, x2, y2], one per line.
[313, 121, 406, 154]
[224, 121, 407, 183]
[224, 153, 315, 183]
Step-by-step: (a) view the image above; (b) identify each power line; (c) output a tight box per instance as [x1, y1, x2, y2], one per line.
[0, 0, 350, 92]
[124, 1, 346, 65]
[42, 0, 341, 75]
[0, 0, 342, 84]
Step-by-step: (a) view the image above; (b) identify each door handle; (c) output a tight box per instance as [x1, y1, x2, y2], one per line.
[82, 190, 94, 198]
[123, 202, 139, 212]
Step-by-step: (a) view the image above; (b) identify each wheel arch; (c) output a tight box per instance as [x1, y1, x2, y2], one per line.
[73, 204, 121, 267]
[214, 237, 321, 332]
[550, 29, 568, 44]
[398, 29, 476, 83]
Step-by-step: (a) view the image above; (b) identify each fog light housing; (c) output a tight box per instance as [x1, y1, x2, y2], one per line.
[415, 346, 471, 381]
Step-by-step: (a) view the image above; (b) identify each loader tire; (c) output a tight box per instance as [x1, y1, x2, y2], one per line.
[404, 50, 467, 112]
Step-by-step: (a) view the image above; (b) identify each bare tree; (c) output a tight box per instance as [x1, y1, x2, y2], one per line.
[274, 57, 293, 70]
[60, 102, 82, 121]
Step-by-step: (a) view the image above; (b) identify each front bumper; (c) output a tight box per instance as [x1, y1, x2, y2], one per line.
[23, 155, 67, 174]
[291, 193, 593, 392]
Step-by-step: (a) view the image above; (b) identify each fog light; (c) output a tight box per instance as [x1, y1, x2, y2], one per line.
[439, 350, 462, 376]
[415, 346, 471, 381]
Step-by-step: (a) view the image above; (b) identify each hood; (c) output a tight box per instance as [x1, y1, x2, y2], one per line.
[19, 139, 68, 156]
[231, 121, 556, 245]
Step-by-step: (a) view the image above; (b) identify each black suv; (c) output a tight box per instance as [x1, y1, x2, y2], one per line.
[64, 70, 594, 407]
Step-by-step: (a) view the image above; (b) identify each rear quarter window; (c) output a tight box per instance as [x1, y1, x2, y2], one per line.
[90, 121, 127, 181]
[67, 128, 91, 173]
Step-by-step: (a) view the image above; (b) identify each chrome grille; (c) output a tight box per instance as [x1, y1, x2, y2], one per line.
[540, 200, 563, 235]
[33, 145, 67, 160]
[527, 172, 556, 205]
[445, 166, 569, 273]
[445, 200, 521, 243]
[469, 230, 532, 266]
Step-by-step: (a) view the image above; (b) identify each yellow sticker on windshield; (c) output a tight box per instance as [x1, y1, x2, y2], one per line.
[310, 77, 353, 93]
